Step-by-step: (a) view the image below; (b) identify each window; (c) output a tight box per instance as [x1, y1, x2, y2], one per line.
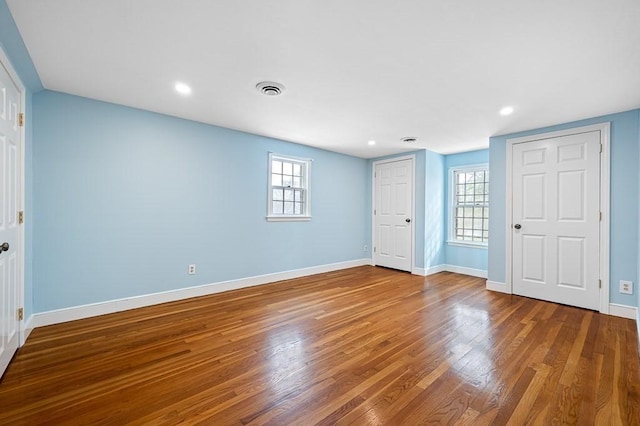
[267, 153, 311, 221]
[449, 165, 489, 246]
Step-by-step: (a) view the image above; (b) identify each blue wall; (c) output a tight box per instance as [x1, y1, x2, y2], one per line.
[444, 149, 489, 271]
[488, 109, 640, 308]
[33, 91, 369, 312]
[425, 150, 444, 269]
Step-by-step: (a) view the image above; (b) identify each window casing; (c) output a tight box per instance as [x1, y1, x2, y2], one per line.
[267, 153, 311, 221]
[448, 165, 489, 246]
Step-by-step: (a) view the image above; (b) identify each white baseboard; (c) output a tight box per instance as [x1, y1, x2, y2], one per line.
[21, 314, 35, 345]
[637, 308, 640, 354]
[412, 267, 426, 276]
[426, 265, 447, 276]
[413, 264, 486, 278]
[486, 280, 509, 294]
[608, 303, 637, 320]
[33, 258, 371, 327]
[443, 264, 487, 278]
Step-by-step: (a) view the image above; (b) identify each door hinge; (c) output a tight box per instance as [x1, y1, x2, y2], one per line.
[598, 279, 602, 289]
[599, 211, 602, 221]
[18, 308, 23, 321]
[599, 143, 603, 153]
[374, 172, 377, 178]
[374, 247, 376, 253]
[18, 211, 24, 224]
[374, 209, 376, 215]
[18, 113, 24, 127]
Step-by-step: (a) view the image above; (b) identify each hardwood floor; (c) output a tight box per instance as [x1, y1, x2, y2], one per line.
[1, 266, 638, 425]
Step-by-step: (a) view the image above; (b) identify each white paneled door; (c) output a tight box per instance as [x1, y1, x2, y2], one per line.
[374, 158, 413, 272]
[512, 131, 601, 310]
[0, 55, 22, 378]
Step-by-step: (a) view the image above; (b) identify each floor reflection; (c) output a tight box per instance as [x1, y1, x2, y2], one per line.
[448, 304, 497, 389]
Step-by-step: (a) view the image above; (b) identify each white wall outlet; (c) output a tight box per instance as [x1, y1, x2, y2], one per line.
[188, 264, 196, 275]
[363, 245, 369, 252]
[619, 280, 633, 295]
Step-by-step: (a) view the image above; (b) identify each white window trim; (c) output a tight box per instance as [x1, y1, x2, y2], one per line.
[447, 163, 489, 248]
[266, 152, 312, 222]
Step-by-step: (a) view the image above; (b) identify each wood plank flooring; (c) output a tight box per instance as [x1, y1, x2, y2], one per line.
[0, 266, 639, 425]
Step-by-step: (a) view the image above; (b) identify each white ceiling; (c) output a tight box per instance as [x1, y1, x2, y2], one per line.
[7, 0, 640, 158]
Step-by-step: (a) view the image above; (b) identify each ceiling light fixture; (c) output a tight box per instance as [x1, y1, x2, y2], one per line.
[499, 106, 514, 116]
[368, 140, 376, 146]
[175, 82, 192, 95]
[256, 81, 285, 96]
[401, 137, 417, 143]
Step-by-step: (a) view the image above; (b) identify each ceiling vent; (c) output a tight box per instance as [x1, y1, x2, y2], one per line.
[401, 137, 418, 143]
[256, 81, 285, 96]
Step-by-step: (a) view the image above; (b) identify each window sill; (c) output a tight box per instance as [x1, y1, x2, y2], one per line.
[266, 215, 312, 222]
[446, 240, 488, 249]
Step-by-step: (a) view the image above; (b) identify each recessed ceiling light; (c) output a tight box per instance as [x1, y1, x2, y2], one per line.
[368, 140, 376, 146]
[175, 82, 192, 95]
[256, 81, 286, 96]
[500, 106, 514, 116]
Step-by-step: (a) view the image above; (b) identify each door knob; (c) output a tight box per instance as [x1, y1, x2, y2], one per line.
[0, 242, 9, 253]
[513, 224, 521, 230]
[405, 218, 411, 223]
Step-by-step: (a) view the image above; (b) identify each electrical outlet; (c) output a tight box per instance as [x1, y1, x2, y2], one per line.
[363, 245, 369, 252]
[188, 264, 196, 275]
[619, 280, 633, 295]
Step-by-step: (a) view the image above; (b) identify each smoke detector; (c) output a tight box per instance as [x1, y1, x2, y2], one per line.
[256, 81, 285, 96]
[401, 137, 418, 143]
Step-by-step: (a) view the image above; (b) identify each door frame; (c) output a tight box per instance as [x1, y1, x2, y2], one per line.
[505, 123, 611, 313]
[371, 154, 416, 273]
[0, 45, 26, 344]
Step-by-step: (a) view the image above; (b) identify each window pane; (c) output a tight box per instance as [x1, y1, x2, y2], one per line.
[452, 166, 489, 242]
[273, 201, 283, 214]
[284, 201, 294, 215]
[465, 184, 474, 195]
[269, 155, 311, 218]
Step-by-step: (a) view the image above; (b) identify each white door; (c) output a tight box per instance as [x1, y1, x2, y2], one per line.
[0, 56, 22, 377]
[374, 158, 413, 272]
[512, 131, 600, 310]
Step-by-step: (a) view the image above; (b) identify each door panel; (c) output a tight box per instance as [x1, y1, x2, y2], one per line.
[374, 159, 413, 272]
[512, 131, 600, 310]
[0, 57, 21, 378]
